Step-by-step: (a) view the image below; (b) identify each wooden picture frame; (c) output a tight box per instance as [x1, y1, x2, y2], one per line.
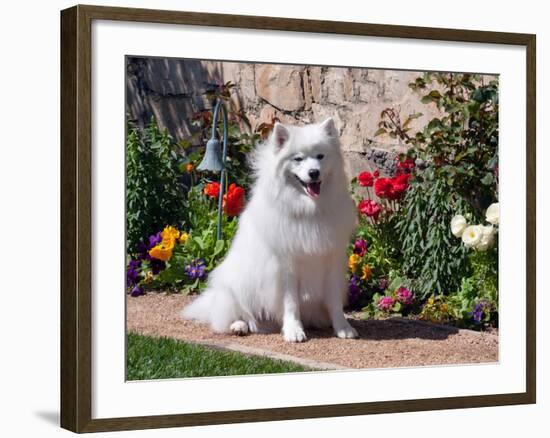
[60, 4, 536, 433]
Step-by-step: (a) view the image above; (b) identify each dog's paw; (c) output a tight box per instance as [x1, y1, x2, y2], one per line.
[230, 320, 249, 336]
[282, 324, 307, 343]
[283, 327, 307, 342]
[335, 324, 359, 339]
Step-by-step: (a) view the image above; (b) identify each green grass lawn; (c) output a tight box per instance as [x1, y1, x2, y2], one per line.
[127, 332, 311, 380]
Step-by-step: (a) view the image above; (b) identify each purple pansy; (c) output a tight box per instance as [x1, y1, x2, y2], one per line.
[185, 258, 207, 280]
[148, 231, 162, 248]
[150, 258, 166, 275]
[347, 275, 362, 306]
[126, 259, 141, 287]
[471, 300, 492, 324]
[130, 285, 143, 297]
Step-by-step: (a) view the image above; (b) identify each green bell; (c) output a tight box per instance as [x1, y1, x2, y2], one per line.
[196, 138, 224, 172]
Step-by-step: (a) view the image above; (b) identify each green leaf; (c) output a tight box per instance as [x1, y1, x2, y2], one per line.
[481, 172, 494, 186]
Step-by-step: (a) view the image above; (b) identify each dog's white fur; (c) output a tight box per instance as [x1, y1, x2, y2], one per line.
[181, 118, 358, 342]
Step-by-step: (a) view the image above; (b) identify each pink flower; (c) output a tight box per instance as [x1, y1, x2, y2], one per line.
[396, 286, 413, 305]
[353, 238, 368, 257]
[378, 296, 395, 312]
[358, 199, 381, 219]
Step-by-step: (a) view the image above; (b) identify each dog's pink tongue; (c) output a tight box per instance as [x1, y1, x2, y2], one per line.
[306, 182, 321, 198]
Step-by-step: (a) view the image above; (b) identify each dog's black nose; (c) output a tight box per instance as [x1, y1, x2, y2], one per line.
[308, 169, 320, 180]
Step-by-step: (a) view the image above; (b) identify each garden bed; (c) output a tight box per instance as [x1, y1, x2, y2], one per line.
[127, 292, 498, 371]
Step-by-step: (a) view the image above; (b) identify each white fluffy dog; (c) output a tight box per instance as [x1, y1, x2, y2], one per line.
[182, 118, 358, 342]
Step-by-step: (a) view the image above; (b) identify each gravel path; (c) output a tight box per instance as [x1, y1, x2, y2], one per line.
[127, 293, 498, 370]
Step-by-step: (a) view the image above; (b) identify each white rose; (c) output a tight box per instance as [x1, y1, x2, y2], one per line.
[451, 215, 468, 237]
[485, 203, 499, 225]
[476, 225, 496, 251]
[462, 225, 484, 248]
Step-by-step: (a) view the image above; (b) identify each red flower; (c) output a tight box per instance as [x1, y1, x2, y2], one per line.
[388, 174, 411, 199]
[358, 199, 381, 219]
[397, 156, 416, 174]
[374, 169, 380, 178]
[358, 172, 374, 187]
[223, 183, 246, 216]
[374, 174, 411, 200]
[204, 182, 220, 198]
[374, 178, 394, 199]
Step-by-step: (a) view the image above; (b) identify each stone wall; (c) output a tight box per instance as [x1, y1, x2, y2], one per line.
[126, 57, 491, 178]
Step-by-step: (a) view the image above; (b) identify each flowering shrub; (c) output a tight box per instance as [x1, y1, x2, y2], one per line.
[126, 212, 239, 295]
[126, 145, 247, 296]
[353, 72, 499, 329]
[346, 154, 414, 309]
[126, 92, 250, 296]
[126, 119, 187, 253]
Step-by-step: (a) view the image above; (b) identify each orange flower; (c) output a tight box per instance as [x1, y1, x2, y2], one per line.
[361, 265, 372, 281]
[161, 225, 180, 242]
[148, 242, 173, 262]
[204, 182, 220, 198]
[223, 183, 246, 216]
[186, 163, 194, 172]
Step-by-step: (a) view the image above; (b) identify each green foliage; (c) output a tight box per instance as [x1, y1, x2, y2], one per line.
[376, 72, 498, 303]
[353, 216, 401, 278]
[380, 73, 499, 214]
[469, 247, 498, 300]
[396, 168, 473, 298]
[127, 82, 255, 294]
[126, 118, 186, 253]
[444, 248, 498, 328]
[142, 188, 239, 295]
[184, 81, 260, 191]
[419, 295, 453, 324]
[126, 333, 310, 380]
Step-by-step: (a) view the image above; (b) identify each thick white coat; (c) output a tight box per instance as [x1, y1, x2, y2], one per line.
[182, 119, 358, 341]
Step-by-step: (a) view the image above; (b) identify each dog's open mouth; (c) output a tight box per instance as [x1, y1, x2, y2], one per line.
[295, 176, 322, 198]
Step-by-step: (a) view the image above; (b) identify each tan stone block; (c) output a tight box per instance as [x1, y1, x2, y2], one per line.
[255, 65, 305, 111]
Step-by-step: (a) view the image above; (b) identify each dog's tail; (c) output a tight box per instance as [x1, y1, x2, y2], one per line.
[180, 287, 240, 333]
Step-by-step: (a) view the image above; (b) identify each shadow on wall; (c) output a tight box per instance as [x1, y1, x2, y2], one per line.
[126, 56, 224, 143]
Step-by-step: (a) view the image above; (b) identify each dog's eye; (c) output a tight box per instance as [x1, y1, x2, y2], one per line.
[316, 154, 325, 160]
[293, 156, 304, 162]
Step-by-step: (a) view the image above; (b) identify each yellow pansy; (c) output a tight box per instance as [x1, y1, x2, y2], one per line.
[427, 297, 435, 306]
[179, 232, 189, 245]
[161, 225, 180, 242]
[144, 271, 154, 284]
[348, 254, 360, 273]
[361, 265, 372, 281]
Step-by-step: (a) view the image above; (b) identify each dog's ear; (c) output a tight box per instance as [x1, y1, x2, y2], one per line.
[271, 123, 290, 150]
[320, 117, 337, 138]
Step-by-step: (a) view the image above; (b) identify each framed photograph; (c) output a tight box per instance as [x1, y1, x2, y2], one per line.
[60, 4, 536, 433]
